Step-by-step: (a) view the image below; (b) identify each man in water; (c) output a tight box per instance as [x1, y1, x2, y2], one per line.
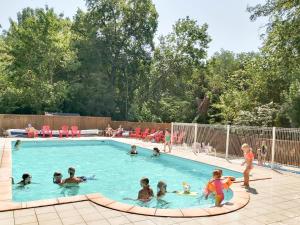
[63, 167, 83, 184]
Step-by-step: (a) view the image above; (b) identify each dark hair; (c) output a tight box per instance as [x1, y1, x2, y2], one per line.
[213, 170, 221, 178]
[140, 177, 149, 185]
[22, 173, 31, 180]
[153, 147, 160, 153]
[15, 140, 21, 147]
[53, 172, 62, 177]
[68, 167, 75, 175]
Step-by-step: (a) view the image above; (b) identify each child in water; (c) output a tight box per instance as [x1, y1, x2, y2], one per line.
[204, 170, 225, 207]
[157, 181, 167, 199]
[14, 140, 21, 150]
[53, 171, 63, 184]
[129, 145, 138, 155]
[152, 147, 160, 157]
[16, 173, 32, 186]
[138, 177, 154, 202]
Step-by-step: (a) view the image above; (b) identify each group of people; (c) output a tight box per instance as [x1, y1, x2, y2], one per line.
[105, 124, 172, 153]
[128, 145, 160, 157]
[125, 142, 253, 207]
[129, 168, 235, 207]
[105, 124, 123, 137]
[13, 135, 254, 207]
[13, 167, 95, 187]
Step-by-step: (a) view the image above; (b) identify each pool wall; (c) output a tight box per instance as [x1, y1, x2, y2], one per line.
[0, 138, 253, 217]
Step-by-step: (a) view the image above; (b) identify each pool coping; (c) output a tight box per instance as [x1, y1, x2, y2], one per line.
[0, 138, 257, 217]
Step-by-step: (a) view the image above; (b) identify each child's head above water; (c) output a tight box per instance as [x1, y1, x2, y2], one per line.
[53, 171, 63, 183]
[157, 181, 167, 197]
[130, 145, 138, 154]
[14, 140, 21, 149]
[140, 177, 150, 188]
[153, 147, 160, 155]
[157, 181, 167, 191]
[21, 173, 32, 185]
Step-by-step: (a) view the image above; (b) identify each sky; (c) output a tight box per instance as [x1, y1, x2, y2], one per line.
[0, 0, 268, 56]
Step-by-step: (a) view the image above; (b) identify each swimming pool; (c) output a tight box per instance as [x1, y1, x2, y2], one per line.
[12, 140, 242, 209]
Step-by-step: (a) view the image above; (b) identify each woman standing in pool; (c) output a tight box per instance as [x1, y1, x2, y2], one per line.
[241, 143, 254, 188]
[163, 129, 172, 153]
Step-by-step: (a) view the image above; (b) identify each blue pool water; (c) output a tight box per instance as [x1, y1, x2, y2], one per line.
[12, 140, 242, 208]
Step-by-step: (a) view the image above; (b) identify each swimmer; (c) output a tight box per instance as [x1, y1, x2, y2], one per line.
[157, 181, 167, 199]
[14, 140, 21, 150]
[53, 171, 63, 184]
[156, 181, 170, 208]
[62, 167, 83, 184]
[152, 147, 160, 157]
[123, 177, 154, 202]
[78, 175, 96, 182]
[129, 145, 138, 155]
[17, 173, 32, 186]
[138, 177, 154, 201]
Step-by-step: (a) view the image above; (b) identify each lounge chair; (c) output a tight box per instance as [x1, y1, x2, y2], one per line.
[71, 126, 81, 137]
[59, 125, 69, 138]
[141, 128, 150, 139]
[205, 144, 217, 157]
[130, 128, 141, 138]
[41, 125, 52, 138]
[154, 131, 164, 143]
[150, 128, 156, 134]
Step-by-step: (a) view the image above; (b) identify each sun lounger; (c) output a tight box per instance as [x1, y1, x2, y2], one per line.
[6, 129, 99, 137]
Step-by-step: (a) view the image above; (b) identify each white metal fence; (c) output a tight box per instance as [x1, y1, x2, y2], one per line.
[171, 123, 300, 168]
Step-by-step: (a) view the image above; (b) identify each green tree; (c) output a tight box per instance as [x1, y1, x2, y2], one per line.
[131, 17, 211, 122]
[3, 7, 78, 114]
[85, 0, 158, 119]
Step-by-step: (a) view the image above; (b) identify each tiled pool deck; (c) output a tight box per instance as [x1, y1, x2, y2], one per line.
[1, 137, 300, 225]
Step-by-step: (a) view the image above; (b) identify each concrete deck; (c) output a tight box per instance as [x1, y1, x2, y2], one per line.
[1, 137, 300, 224]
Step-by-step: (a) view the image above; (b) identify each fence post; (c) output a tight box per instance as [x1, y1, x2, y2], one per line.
[194, 123, 198, 145]
[225, 125, 230, 159]
[171, 122, 174, 144]
[271, 127, 276, 169]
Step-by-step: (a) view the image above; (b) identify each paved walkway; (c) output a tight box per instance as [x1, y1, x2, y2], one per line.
[1, 137, 300, 225]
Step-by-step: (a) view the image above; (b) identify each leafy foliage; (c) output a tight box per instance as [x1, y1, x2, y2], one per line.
[1, 0, 300, 127]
